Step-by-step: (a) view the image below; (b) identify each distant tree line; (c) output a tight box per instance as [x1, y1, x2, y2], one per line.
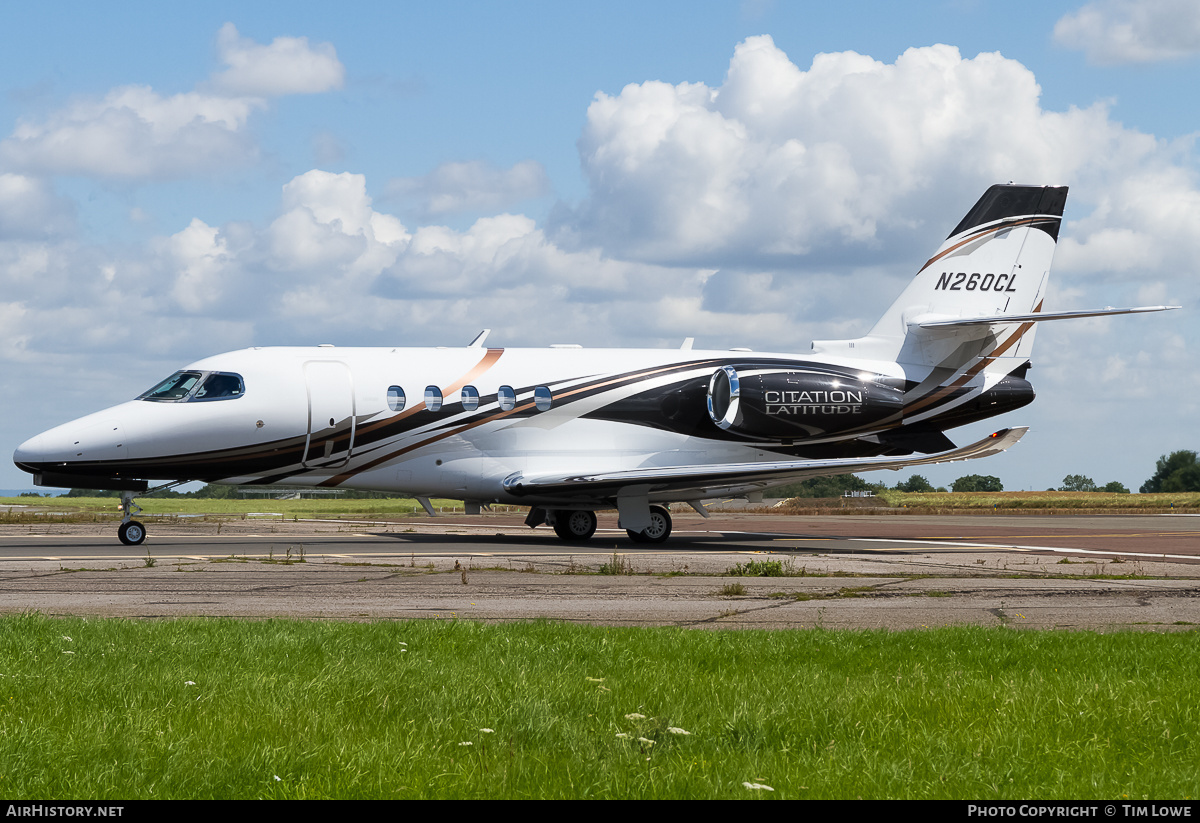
[1045, 452, 1200, 494]
[1055, 475, 1129, 494]
[772, 474, 886, 499]
[1139, 451, 1200, 493]
[777, 451, 1200, 499]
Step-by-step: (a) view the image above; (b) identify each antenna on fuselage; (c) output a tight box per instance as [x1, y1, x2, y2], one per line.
[468, 329, 491, 348]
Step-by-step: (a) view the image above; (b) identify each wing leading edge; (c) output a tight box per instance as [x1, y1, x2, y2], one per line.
[502, 427, 1027, 502]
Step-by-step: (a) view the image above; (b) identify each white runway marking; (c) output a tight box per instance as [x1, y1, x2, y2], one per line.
[775, 534, 1200, 563]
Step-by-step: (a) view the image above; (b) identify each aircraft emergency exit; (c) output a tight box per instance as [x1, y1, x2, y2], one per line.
[13, 184, 1177, 545]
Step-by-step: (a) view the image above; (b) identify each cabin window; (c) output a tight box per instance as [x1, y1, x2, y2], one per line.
[498, 385, 516, 411]
[139, 370, 244, 403]
[387, 385, 406, 412]
[424, 385, 443, 412]
[534, 386, 553, 411]
[461, 385, 479, 411]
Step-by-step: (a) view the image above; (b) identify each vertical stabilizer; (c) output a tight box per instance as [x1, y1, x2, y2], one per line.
[812, 184, 1067, 373]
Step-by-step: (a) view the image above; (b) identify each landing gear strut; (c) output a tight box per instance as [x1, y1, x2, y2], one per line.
[118, 490, 146, 546]
[626, 505, 671, 544]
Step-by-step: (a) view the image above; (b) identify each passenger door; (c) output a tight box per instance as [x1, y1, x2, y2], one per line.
[303, 360, 356, 468]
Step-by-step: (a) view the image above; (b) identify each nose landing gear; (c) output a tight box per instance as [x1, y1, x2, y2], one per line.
[114, 480, 190, 545]
[118, 490, 146, 545]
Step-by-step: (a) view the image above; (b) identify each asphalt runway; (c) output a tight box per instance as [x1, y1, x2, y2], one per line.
[1, 511, 1198, 629]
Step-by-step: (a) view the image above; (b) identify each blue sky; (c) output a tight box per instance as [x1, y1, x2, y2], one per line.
[2, 0, 1198, 492]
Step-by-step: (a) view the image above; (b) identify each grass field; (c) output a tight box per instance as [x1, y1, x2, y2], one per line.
[0, 495, 481, 523]
[772, 490, 1200, 514]
[1, 615, 1197, 799]
[877, 490, 1200, 513]
[5, 491, 1200, 523]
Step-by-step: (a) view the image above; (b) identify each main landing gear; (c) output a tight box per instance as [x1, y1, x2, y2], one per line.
[534, 505, 672, 544]
[551, 509, 598, 542]
[626, 505, 672, 544]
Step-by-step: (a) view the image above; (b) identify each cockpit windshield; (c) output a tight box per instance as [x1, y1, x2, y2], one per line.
[139, 371, 245, 403]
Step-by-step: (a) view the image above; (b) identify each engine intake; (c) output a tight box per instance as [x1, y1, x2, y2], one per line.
[706, 366, 903, 440]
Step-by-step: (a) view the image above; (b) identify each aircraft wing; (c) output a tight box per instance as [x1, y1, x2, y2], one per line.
[502, 427, 1027, 502]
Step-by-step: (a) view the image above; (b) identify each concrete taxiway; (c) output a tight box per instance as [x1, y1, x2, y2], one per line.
[1, 511, 1198, 629]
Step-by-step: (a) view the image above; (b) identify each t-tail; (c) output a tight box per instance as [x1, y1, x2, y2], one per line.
[812, 183, 1177, 377]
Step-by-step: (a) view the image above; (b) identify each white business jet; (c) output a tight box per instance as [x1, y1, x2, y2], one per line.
[13, 184, 1177, 545]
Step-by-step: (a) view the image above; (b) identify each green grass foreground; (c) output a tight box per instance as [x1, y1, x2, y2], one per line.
[1, 616, 1197, 799]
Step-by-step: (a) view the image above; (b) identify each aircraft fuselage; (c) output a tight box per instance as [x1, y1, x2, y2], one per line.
[18, 343, 1002, 506]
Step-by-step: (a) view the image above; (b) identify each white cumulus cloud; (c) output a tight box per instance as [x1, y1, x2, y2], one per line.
[211, 23, 345, 95]
[165, 218, 233, 312]
[267, 170, 409, 276]
[0, 25, 344, 180]
[567, 35, 1200, 285]
[1055, 0, 1200, 64]
[0, 174, 74, 238]
[0, 86, 262, 179]
[1057, 166, 1200, 277]
[386, 159, 550, 216]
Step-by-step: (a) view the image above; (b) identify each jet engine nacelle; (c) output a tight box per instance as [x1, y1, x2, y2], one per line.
[706, 366, 903, 440]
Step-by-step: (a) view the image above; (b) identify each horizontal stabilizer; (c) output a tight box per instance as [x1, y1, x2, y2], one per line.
[503, 427, 1027, 501]
[914, 305, 1179, 329]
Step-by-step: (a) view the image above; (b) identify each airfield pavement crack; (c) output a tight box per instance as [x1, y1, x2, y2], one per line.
[686, 595, 810, 627]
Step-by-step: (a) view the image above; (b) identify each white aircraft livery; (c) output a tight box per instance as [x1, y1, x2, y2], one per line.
[13, 184, 1178, 545]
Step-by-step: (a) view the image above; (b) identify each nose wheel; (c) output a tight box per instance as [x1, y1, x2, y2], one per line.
[118, 519, 147, 546]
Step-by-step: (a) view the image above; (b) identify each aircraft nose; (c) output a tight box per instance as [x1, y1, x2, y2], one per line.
[12, 417, 129, 472]
[13, 432, 47, 470]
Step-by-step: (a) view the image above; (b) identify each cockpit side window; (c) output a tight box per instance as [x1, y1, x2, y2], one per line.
[193, 372, 245, 401]
[139, 370, 245, 403]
